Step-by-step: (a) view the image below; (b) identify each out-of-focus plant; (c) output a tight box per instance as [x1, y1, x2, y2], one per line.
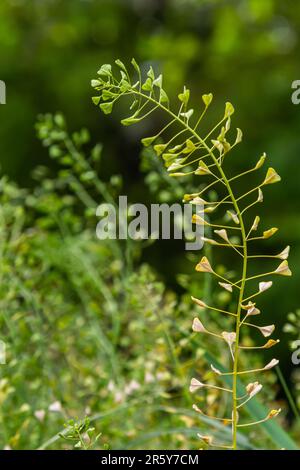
[59, 417, 106, 450]
[284, 310, 300, 348]
[0, 114, 219, 450]
[91, 59, 292, 449]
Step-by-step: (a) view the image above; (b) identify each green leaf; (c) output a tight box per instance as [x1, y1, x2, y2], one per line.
[115, 59, 127, 72]
[131, 58, 140, 74]
[154, 144, 168, 156]
[120, 79, 131, 92]
[162, 153, 178, 162]
[100, 102, 114, 115]
[167, 158, 187, 172]
[97, 64, 112, 77]
[182, 139, 196, 154]
[121, 117, 141, 126]
[167, 163, 182, 172]
[235, 128, 243, 144]
[255, 153, 266, 169]
[159, 89, 169, 104]
[54, 113, 65, 128]
[91, 79, 101, 88]
[178, 86, 190, 105]
[169, 144, 183, 154]
[195, 161, 211, 175]
[91, 143, 102, 162]
[224, 101, 235, 117]
[142, 77, 153, 91]
[153, 74, 163, 88]
[147, 66, 155, 80]
[92, 96, 100, 105]
[102, 90, 117, 101]
[49, 146, 62, 158]
[202, 93, 213, 107]
[141, 136, 157, 147]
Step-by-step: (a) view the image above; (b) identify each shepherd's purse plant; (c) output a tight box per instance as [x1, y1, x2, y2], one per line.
[91, 60, 292, 450]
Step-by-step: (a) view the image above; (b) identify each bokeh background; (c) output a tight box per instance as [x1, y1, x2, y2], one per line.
[1, 0, 300, 449]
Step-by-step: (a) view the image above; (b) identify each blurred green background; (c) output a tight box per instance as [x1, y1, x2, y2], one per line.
[1, 0, 300, 449]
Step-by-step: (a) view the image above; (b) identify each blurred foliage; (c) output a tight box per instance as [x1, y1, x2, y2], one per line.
[0, 0, 300, 449]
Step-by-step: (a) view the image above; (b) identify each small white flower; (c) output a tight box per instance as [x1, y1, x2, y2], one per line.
[195, 256, 213, 273]
[201, 236, 218, 245]
[263, 358, 279, 370]
[219, 282, 233, 292]
[192, 318, 206, 333]
[246, 382, 262, 398]
[241, 302, 260, 316]
[107, 380, 115, 392]
[259, 281, 273, 293]
[34, 410, 46, 422]
[125, 380, 140, 395]
[276, 246, 290, 260]
[258, 324, 275, 337]
[114, 391, 125, 403]
[189, 378, 204, 393]
[48, 401, 62, 413]
[189, 196, 205, 205]
[221, 331, 236, 346]
[275, 260, 292, 276]
[214, 229, 229, 243]
[145, 372, 155, 384]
